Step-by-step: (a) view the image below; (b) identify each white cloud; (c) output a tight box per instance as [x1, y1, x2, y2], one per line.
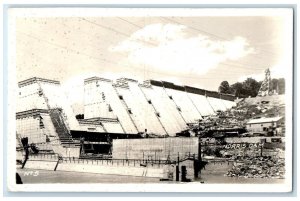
[111, 23, 254, 76]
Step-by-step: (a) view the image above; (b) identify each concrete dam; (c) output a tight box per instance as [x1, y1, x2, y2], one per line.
[16, 76, 236, 158]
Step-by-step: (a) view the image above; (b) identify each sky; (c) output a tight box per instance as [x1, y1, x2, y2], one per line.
[15, 10, 293, 114]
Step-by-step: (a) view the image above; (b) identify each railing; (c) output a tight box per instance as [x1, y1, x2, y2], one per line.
[27, 153, 60, 161]
[59, 157, 173, 168]
[61, 110, 71, 132]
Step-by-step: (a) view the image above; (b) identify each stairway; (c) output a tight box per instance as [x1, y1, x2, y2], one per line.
[49, 109, 79, 148]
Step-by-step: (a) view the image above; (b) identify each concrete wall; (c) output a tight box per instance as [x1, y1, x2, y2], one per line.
[51, 144, 80, 158]
[84, 78, 137, 134]
[164, 88, 202, 123]
[17, 113, 55, 151]
[127, 82, 166, 135]
[24, 154, 59, 170]
[79, 124, 106, 133]
[17, 83, 48, 112]
[17, 78, 81, 156]
[112, 137, 198, 161]
[84, 80, 107, 119]
[40, 82, 81, 131]
[25, 160, 58, 171]
[56, 162, 166, 178]
[206, 97, 227, 112]
[140, 86, 187, 136]
[187, 93, 215, 116]
[102, 121, 125, 133]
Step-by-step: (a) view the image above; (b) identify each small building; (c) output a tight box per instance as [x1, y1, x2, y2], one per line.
[246, 116, 284, 136]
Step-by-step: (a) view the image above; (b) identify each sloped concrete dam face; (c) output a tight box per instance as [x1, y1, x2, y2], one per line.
[84, 77, 236, 136]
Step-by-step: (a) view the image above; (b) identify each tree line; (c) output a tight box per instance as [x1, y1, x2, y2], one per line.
[218, 78, 285, 98]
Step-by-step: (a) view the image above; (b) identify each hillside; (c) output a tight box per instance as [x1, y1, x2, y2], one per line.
[184, 94, 286, 137]
[234, 94, 285, 121]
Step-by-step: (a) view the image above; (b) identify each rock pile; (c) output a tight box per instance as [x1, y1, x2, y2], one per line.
[225, 156, 285, 179]
[185, 95, 286, 138]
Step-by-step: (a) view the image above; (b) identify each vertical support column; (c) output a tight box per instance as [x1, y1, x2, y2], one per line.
[181, 166, 187, 182]
[198, 135, 202, 164]
[194, 136, 202, 179]
[194, 154, 198, 179]
[176, 153, 180, 181]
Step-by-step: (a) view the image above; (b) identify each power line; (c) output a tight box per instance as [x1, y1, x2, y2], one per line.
[18, 31, 266, 81]
[88, 17, 261, 74]
[79, 17, 269, 71]
[117, 17, 143, 29]
[18, 31, 127, 66]
[161, 17, 278, 57]
[219, 61, 266, 71]
[27, 17, 275, 72]
[160, 17, 280, 69]
[81, 18, 157, 47]
[161, 17, 228, 41]
[116, 17, 268, 71]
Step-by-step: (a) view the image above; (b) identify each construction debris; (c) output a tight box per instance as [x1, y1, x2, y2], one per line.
[182, 94, 285, 139]
[225, 156, 285, 179]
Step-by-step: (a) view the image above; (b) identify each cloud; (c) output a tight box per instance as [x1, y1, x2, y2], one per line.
[111, 23, 254, 76]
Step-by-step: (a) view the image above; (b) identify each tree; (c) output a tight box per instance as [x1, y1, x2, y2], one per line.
[278, 78, 285, 94]
[231, 82, 243, 97]
[230, 78, 261, 98]
[242, 78, 261, 97]
[229, 77, 284, 98]
[271, 78, 278, 92]
[218, 81, 232, 94]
